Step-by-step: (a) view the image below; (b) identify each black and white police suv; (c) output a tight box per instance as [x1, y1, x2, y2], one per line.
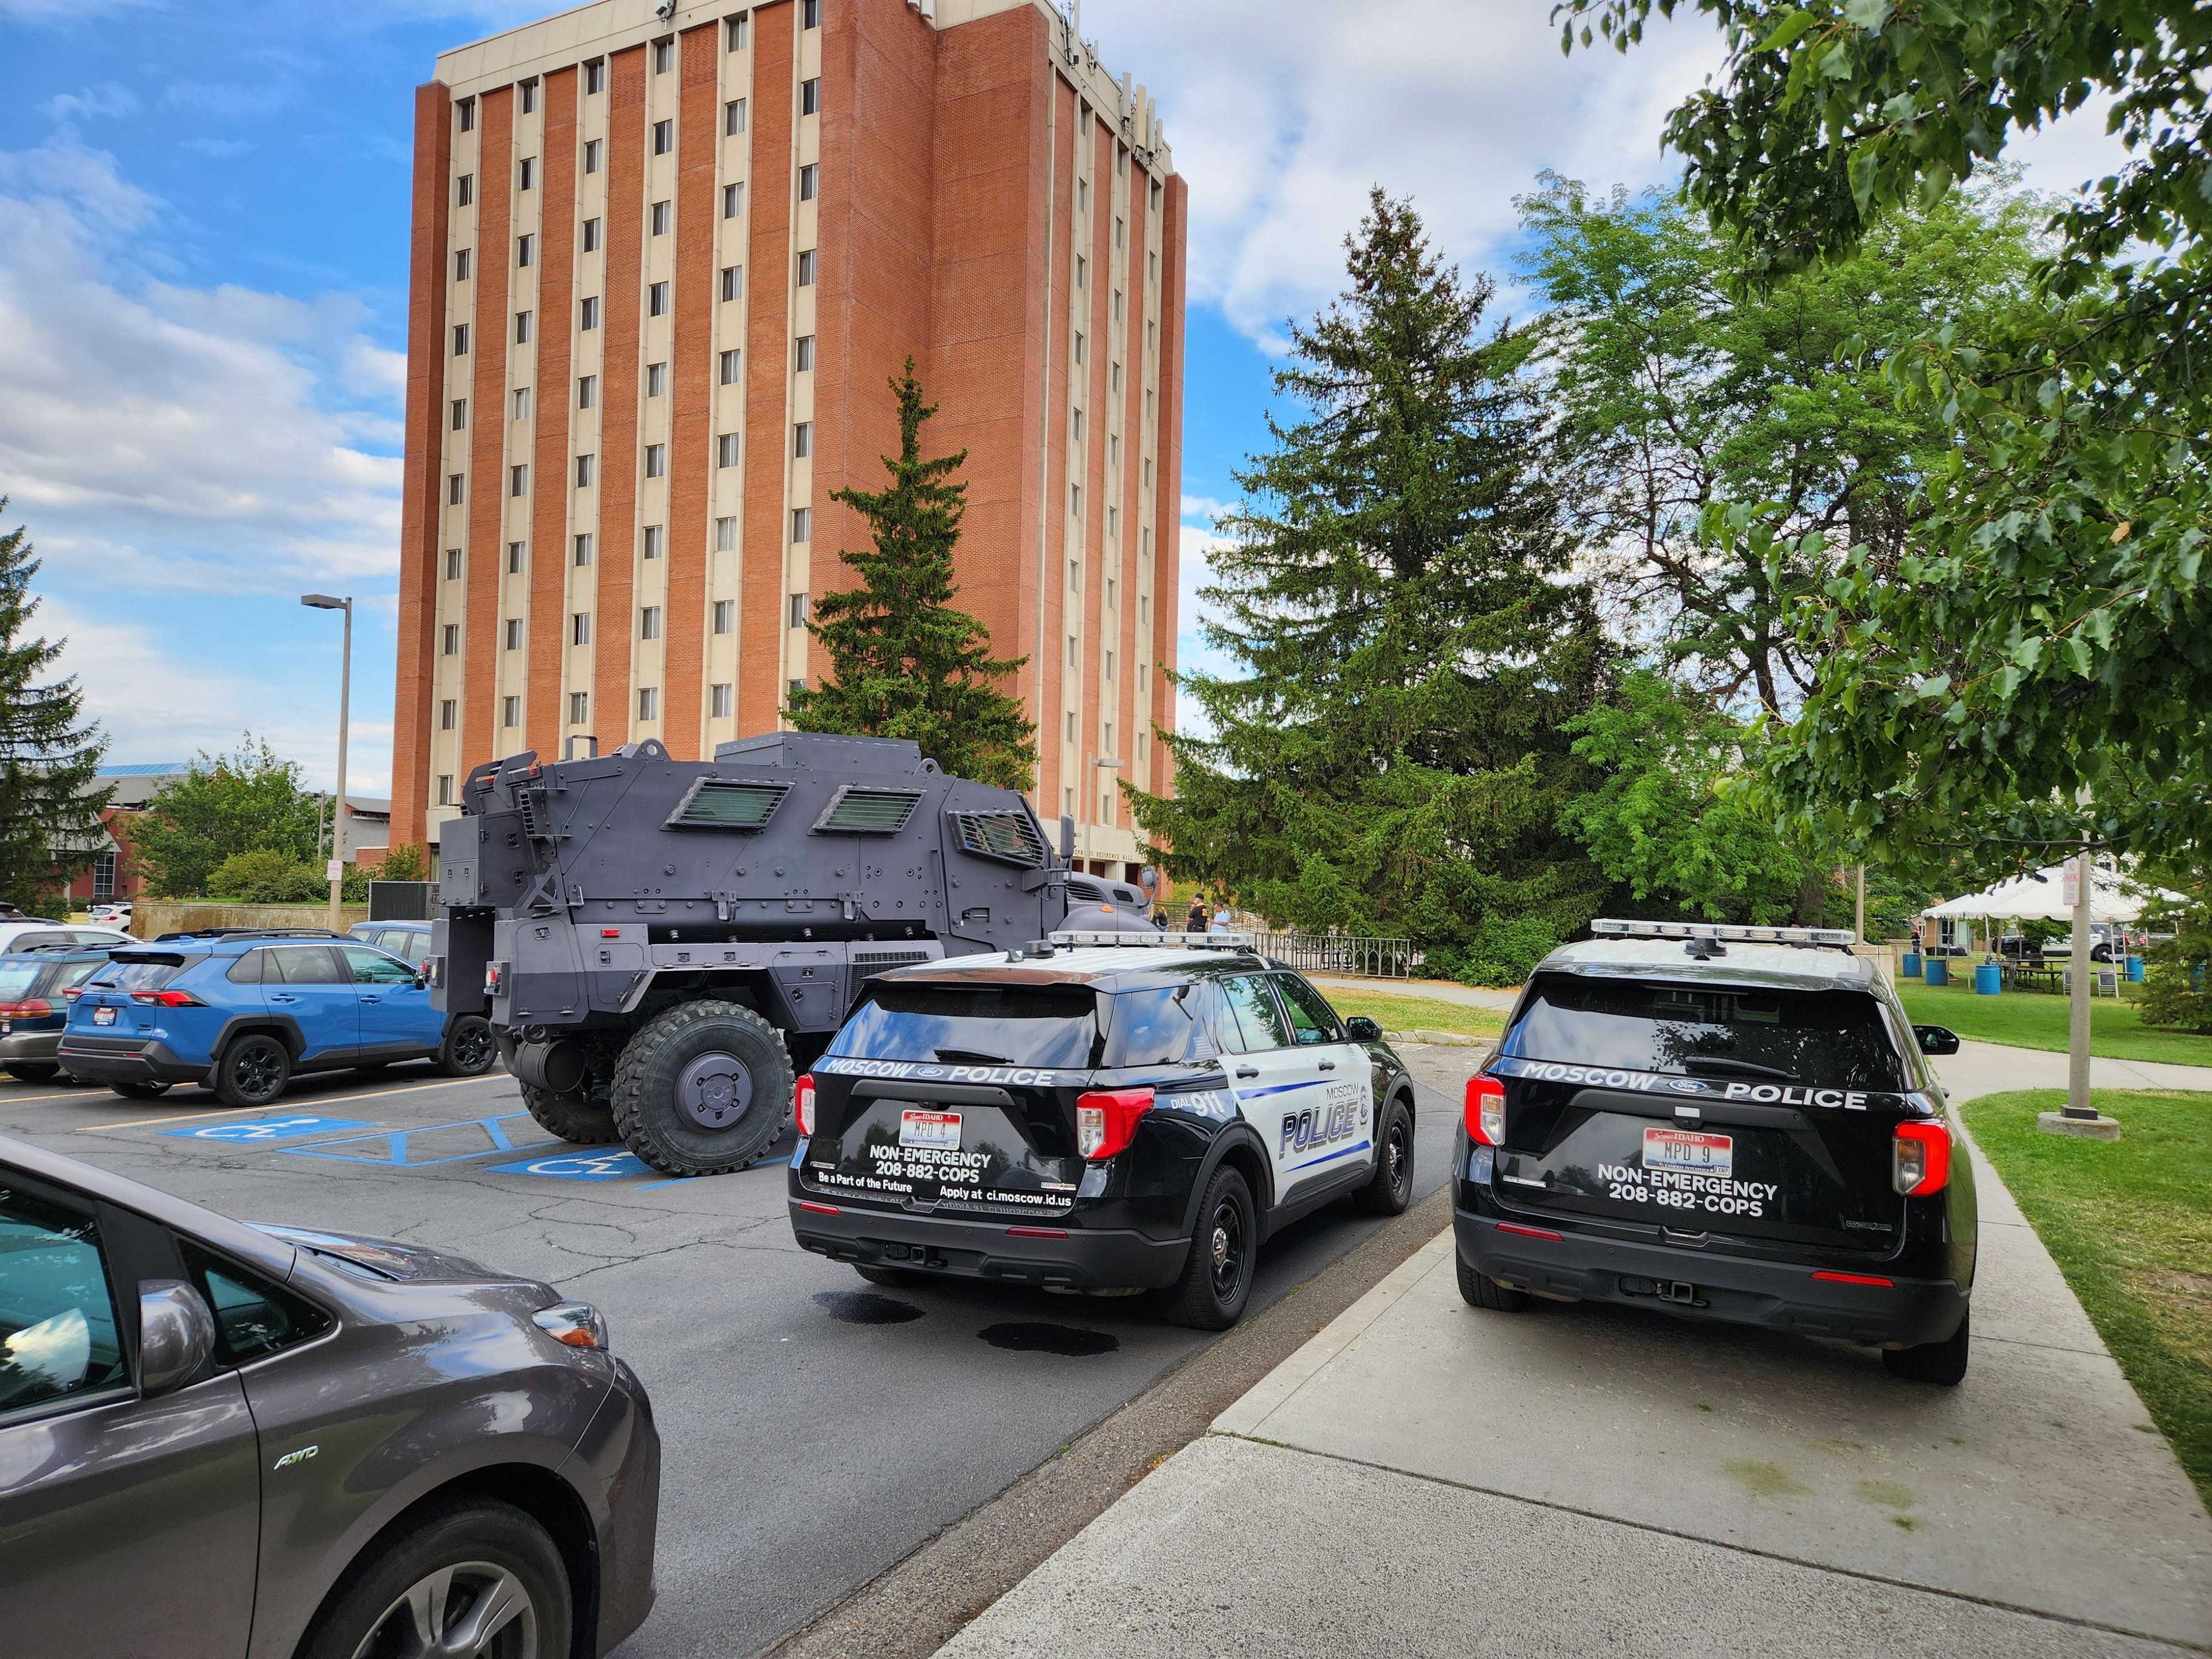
[1455, 920, 1978, 1384]
[786, 931, 1418, 1328]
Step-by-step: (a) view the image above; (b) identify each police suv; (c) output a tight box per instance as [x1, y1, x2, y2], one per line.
[786, 931, 1418, 1328]
[1456, 921, 1977, 1384]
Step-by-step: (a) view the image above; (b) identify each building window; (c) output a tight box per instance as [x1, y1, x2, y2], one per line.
[1072, 407, 1085, 442]
[802, 0, 820, 26]
[578, 374, 597, 409]
[450, 397, 467, 430]
[1115, 215, 1126, 249]
[1104, 650, 1116, 679]
[1104, 719, 1115, 752]
[719, 348, 741, 385]
[1068, 558, 1080, 591]
[443, 623, 461, 656]
[454, 248, 471, 281]
[646, 362, 668, 397]
[723, 181, 743, 218]
[715, 516, 737, 551]
[520, 79, 537, 115]
[569, 690, 589, 724]
[787, 592, 808, 628]
[643, 525, 665, 559]
[1070, 484, 1081, 516]
[1105, 576, 1116, 609]
[792, 421, 812, 459]
[438, 775, 455, 806]
[571, 612, 592, 645]
[638, 687, 660, 721]
[795, 335, 815, 372]
[653, 39, 673, 74]
[791, 507, 811, 542]
[579, 296, 600, 329]
[1112, 289, 1123, 323]
[506, 540, 525, 574]
[583, 138, 603, 175]
[445, 547, 463, 579]
[649, 281, 669, 316]
[652, 119, 673, 156]
[1063, 784, 1074, 815]
[452, 322, 470, 356]
[714, 600, 735, 634]
[1111, 362, 1123, 393]
[639, 605, 662, 641]
[447, 473, 465, 505]
[1065, 710, 1077, 743]
[800, 78, 820, 116]
[727, 14, 747, 50]
[1108, 433, 1119, 468]
[650, 199, 671, 236]
[1067, 635, 1078, 668]
[789, 678, 808, 699]
[645, 443, 666, 478]
[582, 217, 601, 253]
[798, 163, 818, 202]
[513, 387, 532, 420]
[502, 694, 520, 728]
[711, 682, 732, 719]
[1077, 176, 1088, 214]
[1107, 505, 1119, 537]
[514, 310, 532, 344]
[720, 264, 743, 302]
[1075, 253, 1086, 287]
[440, 698, 457, 730]
[1100, 789, 1113, 824]
[457, 97, 475, 133]
[718, 433, 740, 468]
[1073, 331, 1085, 364]
[504, 618, 524, 650]
[724, 98, 747, 137]
[457, 173, 474, 207]
[518, 157, 536, 191]
[573, 532, 593, 566]
[575, 454, 595, 488]
[795, 249, 816, 287]
[510, 463, 530, 497]
[585, 58, 605, 95]
[1149, 248, 1159, 282]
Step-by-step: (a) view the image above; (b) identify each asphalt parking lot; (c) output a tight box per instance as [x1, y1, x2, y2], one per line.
[0, 1047, 1474, 1658]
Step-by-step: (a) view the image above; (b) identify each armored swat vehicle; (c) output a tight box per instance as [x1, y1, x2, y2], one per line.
[431, 732, 1153, 1176]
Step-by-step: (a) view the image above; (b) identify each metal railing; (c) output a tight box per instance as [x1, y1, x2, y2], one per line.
[1248, 931, 1416, 979]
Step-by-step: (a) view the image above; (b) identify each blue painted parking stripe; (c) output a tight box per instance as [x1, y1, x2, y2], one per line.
[281, 1112, 541, 1166]
[1287, 1138, 1371, 1173]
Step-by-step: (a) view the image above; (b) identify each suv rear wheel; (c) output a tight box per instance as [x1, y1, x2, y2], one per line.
[214, 1033, 291, 1108]
[1159, 1164, 1256, 1330]
[1883, 1307, 1970, 1386]
[1456, 1251, 1531, 1313]
[611, 999, 793, 1177]
[301, 1499, 570, 1659]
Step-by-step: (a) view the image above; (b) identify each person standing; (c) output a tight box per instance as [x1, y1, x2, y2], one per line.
[1185, 894, 1207, 933]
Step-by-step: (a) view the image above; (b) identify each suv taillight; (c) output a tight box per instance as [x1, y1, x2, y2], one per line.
[1893, 1119, 1952, 1195]
[1075, 1086, 1154, 1161]
[130, 989, 205, 1008]
[1464, 1075, 1506, 1147]
[794, 1074, 816, 1137]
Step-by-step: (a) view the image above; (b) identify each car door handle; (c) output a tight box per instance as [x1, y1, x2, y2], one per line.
[361, 995, 380, 1003]
[270, 994, 299, 1003]
[1317, 1059, 1336, 1071]
[1234, 1066, 1259, 1080]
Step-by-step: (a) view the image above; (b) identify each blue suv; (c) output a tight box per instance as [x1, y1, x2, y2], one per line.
[59, 931, 497, 1106]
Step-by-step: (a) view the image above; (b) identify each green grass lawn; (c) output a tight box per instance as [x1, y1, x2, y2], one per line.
[1898, 978, 2212, 1067]
[1960, 1089, 2211, 1508]
[1324, 988, 1505, 1043]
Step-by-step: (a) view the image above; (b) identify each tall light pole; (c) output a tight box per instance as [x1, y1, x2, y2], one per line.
[301, 594, 353, 934]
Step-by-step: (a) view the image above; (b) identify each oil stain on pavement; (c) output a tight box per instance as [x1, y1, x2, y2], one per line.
[978, 1323, 1120, 1357]
[813, 1290, 926, 1325]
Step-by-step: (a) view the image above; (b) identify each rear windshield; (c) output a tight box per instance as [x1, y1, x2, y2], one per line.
[93, 953, 189, 993]
[1502, 973, 1908, 1090]
[0, 963, 41, 1002]
[833, 984, 1103, 1070]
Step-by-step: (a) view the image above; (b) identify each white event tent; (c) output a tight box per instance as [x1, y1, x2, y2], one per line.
[1922, 863, 2186, 929]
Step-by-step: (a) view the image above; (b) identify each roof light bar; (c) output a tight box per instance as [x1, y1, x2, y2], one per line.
[1047, 929, 1258, 950]
[1590, 919, 1858, 947]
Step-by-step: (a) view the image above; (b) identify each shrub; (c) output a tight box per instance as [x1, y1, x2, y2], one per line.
[205, 850, 323, 904]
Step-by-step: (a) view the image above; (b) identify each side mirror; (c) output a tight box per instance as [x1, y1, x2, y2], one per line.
[1914, 1025, 1961, 1057]
[137, 1280, 217, 1396]
[1345, 1016, 1383, 1044]
[415, 969, 430, 990]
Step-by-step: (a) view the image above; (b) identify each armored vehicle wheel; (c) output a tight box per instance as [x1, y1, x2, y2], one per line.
[521, 1081, 618, 1145]
[611, 999, 793, 1177]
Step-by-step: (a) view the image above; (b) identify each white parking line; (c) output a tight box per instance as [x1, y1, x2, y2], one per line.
[79, 1074, 516, 1133]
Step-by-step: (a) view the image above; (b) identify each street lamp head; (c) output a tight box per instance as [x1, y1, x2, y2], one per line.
[1092, 757, 1124, 770]
[300, 593, 348, 611]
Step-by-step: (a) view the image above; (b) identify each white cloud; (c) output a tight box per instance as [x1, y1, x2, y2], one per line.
[0, 0, 146, 20]
[0, 132, 156, 231]
[41, 83, 140, 123]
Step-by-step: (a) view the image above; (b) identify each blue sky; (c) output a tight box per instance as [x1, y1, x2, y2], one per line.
[0, 0, 2124, 796]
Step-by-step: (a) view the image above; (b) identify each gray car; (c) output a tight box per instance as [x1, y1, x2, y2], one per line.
[0, 1132, 658, 1657]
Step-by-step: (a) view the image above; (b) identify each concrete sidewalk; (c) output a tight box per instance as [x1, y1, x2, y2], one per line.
[934, 1048, 2212, 1658]
[1310, 974, 1520, 1013]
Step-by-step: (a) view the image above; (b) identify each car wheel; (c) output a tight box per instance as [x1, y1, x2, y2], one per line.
[1158, 1165, 1256, 1330]
[610, 999, 793, 1177]
[107, 1080, 171, 1100]
[437, 1014, 499, 1078]
[854, 1264, 923, 1289]
[5, 1062, 60, 1084]
[1353, 1096, 1414, 1215]
[214, 1033, 291, 1108]
[301, 1500, 569, 1659]
[1456, 1251, 1531, 1312]
[1883, 1307, 1971, 1386]
[520, 1081, 618, 1145]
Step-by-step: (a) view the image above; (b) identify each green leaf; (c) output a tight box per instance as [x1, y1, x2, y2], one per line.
[1755, 9, 1819, 51]
[1842, 0, 1891, 31]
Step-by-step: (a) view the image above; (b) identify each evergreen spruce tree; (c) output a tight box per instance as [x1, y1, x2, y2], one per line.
[0, 501, 111, 907]
[788, 361, 1037, 791]
[1131, 192, 1613, 983]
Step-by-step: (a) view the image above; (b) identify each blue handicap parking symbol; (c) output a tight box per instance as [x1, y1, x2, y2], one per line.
[487, 1150, 654, 1181]
[165, 1114, 375, 1143]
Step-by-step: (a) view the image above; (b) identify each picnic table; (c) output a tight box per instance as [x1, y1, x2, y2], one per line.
[2002, 961, 2066, 993]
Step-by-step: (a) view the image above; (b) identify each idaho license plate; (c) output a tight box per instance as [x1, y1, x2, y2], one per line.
[899, 1109, 961, 1152]
[1643, 1126, 1732, 1176]
[93, 1006, 117, 1027]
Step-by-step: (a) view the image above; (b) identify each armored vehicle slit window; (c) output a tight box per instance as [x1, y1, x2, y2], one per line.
[666, 778, 792, 830]
[1218, 975, 1292, 1053]
[954, 810, 1047, 866]
[813, 786, 922, 834]
[833, 984, 1103, 1070]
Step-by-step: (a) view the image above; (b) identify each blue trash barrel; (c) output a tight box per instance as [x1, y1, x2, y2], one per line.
[1974, 961, 2002, 996]
[1925, 958, 1950, 987]
[2126, 955, 2145, 983]
[1902, 952, 1923, 979]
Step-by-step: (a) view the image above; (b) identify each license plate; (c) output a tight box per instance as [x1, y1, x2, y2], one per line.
[93, 1006, 117, 1027]
[1643, 1127, 1732, 1176]
[899, 1109, 961, 1152]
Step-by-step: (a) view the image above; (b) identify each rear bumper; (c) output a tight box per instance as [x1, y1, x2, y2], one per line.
[1455, 1207, 1968, 1349]
[0, 1031, 62, 1064]
[790, 1198, 1190, 1291]
[55, 1035, 210, 1086]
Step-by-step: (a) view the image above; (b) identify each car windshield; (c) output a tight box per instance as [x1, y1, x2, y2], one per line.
[1502, 972, 1908, 1090]
[831, 984, 1103, 1069]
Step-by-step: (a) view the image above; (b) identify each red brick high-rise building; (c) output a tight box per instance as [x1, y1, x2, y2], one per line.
[392, 0, 1186, 883]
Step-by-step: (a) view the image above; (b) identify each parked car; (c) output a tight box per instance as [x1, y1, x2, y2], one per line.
[1455, 919, 1977, 1384]
[86, 902, 133, 929]
[58, 933, 498, 1106]
[0, 949, 119, 1082]
[0, 1130, 658, 1659]
[0, 921, 132, 955]
[790, 930, 1418, 1329]
[348, 919, 433, 971]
